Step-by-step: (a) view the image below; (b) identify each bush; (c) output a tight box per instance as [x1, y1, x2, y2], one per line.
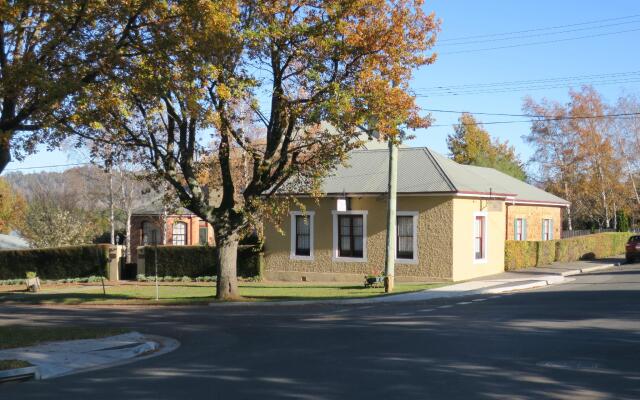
[536, 240, 558, 266]
[0, 245, 110, 280]
[505, 241, 537, 270]
[141, 245, 262, 278]
[505, 232, 633, 270]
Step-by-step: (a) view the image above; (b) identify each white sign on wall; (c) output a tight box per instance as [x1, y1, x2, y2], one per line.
[336, 198, 347, 212]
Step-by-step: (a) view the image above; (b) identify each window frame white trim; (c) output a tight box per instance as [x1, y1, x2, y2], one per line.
[290, 211, 315, 261]
[473, 211, 488, 264]
[395, 211, 419, 264]
[172, 221, 188, 246]
[332, 210, 368, 263]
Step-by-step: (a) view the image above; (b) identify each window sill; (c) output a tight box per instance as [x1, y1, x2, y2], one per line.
[290, 255, 314, 261]
[332, 256, 368, 263]
[395, 258, 418, 265]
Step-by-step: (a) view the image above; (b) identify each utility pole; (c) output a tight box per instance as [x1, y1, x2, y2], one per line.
[384, 137, 398, 293]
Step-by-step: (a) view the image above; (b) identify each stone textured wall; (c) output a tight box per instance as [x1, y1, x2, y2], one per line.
[505, 205, 562, 241]
[263, 196, 455, 281]
[451, 198, 506, 281]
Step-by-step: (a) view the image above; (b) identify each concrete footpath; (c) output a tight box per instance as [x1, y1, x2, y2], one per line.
[0, 332, 179, 381]
[212, 256, 625, 307]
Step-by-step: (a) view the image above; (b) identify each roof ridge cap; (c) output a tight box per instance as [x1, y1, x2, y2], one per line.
[423, 148, 457, 192]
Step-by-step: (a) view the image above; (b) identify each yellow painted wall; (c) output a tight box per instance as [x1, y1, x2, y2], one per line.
[263, 196, 455, 281]
[506, 205, 562, 241]
[451, 198, 506, 281]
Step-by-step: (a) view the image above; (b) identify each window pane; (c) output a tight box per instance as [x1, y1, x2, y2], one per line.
[172, 222, 186, 245]
[295, 216, 311, 256]
[397, 216, 414, 259]
[337, 215, 364, 258]
[199, 227, 208, 245]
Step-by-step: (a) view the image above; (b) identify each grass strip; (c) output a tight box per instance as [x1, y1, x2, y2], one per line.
[0, 326, 128, 350]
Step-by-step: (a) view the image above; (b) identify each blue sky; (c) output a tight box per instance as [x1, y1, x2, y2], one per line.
[6, 1, 640, 175]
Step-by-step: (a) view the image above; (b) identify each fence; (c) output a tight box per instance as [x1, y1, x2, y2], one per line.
[561, 228, 640, 239]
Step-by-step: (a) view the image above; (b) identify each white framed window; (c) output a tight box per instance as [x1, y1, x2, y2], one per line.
[473, 212, 488, 264]
[172, 221, 187, 245]
[542, 218, 553, 241]
[290, 211, 315, 260]
[396, 211, 419, 264]
[514, 218, 526, 241]
[332, 210, 368, 262]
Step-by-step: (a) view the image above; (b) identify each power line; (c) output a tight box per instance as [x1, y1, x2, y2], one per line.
[427, 111, 640, 128]
[438, 18, 640, 46]
[438, 13, 640, 42]
[415, 70, 640, 91]
[4, 162, 91, 171]
[439, 27, 640, 55]
[424, 108, 640, 118]
[414, 77, 640, 97]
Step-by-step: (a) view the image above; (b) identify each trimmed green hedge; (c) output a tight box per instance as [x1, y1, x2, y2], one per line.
[0, 245, 110, 279]
[505, 241, 537, 270]
[505, 232, 633, 271]
[141, 245, 263, 278]
[555, 232, 632, 262]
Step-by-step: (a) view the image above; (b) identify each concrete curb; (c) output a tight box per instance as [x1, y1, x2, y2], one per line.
[209, 261, 622, 307]
[0, 333, 180, 382]
[46, 334, 180, 380]
[0, 366, 40, 383]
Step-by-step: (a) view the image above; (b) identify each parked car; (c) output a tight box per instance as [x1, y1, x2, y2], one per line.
[625, 236, 640, 263]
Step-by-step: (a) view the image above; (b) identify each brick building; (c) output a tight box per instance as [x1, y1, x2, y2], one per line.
[130, 202, 214, 261]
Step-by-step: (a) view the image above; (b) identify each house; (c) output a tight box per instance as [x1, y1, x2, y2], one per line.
[262, 147, 568, 282]
[130, 202, 215, 261]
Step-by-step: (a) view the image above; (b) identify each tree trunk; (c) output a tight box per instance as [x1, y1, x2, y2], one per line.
[216, 232, 240, 300]
[0, 130, 11, 175]
[563, 182, 573, 231]
[125, 210, 132, 263]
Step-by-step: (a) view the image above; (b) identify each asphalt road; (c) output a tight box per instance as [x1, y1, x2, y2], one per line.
[1, 262, 639, 399]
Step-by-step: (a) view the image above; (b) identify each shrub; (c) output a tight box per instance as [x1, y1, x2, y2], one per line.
[504, 241, 537, 270]
[506, 232, 633, 270]
[536, 240, 558, 266]
[0, 245, 110, 280]
[25, 271, 37, 279]
[141, 245, 262, 278]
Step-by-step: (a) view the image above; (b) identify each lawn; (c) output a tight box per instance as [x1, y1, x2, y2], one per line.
[0, 326, 128, 350]
[0, 360, 32, 371]
[0, 326, 128, 371]
[0, 281, 446, 305]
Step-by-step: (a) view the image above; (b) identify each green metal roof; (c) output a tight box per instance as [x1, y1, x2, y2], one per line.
[318, 147, 569, 205]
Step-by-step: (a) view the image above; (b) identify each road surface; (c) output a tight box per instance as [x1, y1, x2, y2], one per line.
[1, 262, 639, 399]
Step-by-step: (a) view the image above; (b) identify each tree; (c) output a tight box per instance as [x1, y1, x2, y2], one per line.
[0, 1, 167, 174]
[68, 1, 439, 299]
[0, 177, 25, 233]
[524, 86, 627, 230]
[18, 188, 98, 247]
[447, 113, 527, 180]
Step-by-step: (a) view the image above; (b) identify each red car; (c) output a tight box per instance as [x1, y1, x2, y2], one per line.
[625, 236, 640, 263]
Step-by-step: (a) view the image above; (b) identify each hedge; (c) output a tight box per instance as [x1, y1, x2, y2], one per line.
[0, 245, 110, 279]
[505, 232, 633, 271]
[141, 245, 263, 278]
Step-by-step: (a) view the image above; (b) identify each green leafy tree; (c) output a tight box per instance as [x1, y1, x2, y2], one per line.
[447, 113, 527, 181]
